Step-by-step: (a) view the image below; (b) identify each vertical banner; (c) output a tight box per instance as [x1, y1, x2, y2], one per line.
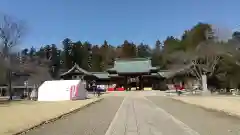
[70, 85, 79, 100]
[70, 85, 75, 100]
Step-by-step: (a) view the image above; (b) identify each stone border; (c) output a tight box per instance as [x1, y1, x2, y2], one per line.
[171, 98, 240, 119]
[14, 97, 103, 135]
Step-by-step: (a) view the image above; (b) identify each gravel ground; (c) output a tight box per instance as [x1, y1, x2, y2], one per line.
[24, 97, 123, 135]
[147, 96, 240, 135]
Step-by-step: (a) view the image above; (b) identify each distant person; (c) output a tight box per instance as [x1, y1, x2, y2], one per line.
[92, 80, 96, 96]
[174, 83, 179, 93]
[2, 89, 6, 96]
[174, 83, 183, 96]
[30, 87, 37, 101]
[96, 85, 101, 97]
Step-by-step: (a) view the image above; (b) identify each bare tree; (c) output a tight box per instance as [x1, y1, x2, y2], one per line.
[195, 41, 228, 77]
[166, 27, 239, 92]
[0, 14, 25, 100]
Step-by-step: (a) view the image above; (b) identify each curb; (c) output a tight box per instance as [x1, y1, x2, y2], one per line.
[14, 97, 104, 135]
[171, 98, 240, 119]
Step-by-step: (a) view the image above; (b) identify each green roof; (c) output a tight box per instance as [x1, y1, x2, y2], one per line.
[150, 73, 159, 76]
[158, 71, 175, 78]
[108, 58, 157, 73]
[91, 72, 110, 79]
[108, 74, 119, 77]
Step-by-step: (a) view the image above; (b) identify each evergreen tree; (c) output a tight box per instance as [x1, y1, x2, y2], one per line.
[62, 38, 73, 69]
[151, 40, 163, 67]
[120, 40, 137, 58]
[137, 43, 151, 58]
[49, 44, 60, 78]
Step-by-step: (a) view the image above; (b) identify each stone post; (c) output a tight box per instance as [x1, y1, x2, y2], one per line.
[201, 74, 211, 96]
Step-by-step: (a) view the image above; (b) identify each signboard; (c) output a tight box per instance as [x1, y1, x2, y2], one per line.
[128, 77, 139, 83]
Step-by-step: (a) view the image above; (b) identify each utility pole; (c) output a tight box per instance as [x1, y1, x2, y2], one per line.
[5, 56, 13, 100]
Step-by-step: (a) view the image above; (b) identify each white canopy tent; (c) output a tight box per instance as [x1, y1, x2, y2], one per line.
[38, 80, 87, 101]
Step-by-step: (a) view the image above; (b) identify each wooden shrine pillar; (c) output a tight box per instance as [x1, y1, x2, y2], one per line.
[139, 76, 143, 90]
[124, 76, 128, 91]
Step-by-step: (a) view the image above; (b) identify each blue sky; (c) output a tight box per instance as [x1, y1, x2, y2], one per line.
[0, 0, 239, 49]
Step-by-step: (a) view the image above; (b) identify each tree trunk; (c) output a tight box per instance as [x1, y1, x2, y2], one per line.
[8, 69, 13, 100]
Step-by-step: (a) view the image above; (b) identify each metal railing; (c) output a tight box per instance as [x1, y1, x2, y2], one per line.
[0, 85, 37, 97]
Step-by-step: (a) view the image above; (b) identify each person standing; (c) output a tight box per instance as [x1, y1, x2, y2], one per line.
[174, 83, 181, 96]
[30, 85, 37, 101]
[92, 80, 96, 96]
[96, 85, 101, 97]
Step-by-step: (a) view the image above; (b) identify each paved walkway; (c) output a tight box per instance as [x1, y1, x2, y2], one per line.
[149, 96, 240, 135]
[17, 91, 240, 135]
[105, 93, 200, 135]
[25, 97, 124, 135]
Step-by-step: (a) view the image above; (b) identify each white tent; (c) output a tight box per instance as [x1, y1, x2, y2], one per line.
[38, 80, 87, 101]
[97, 85, 106, 90]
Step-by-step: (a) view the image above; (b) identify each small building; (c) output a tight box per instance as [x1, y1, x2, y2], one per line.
[159, 64, 201, 90]
[60, 63, 92, 80]
[60, 64, 111, 91]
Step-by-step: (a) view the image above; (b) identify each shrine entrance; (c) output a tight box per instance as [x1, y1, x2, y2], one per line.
[126, 76, 142, 90]
[107, 58, 163, 91]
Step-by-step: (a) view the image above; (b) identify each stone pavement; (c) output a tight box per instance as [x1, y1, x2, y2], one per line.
[9, 91, 240, 135]
[105, 90, 166, 97]
[148, 96, 240, 135]
[172, 96, 240, 117]
[24, 97, 124, 135]
[0, 97, 102, 135]
[105, 92, 200, 135]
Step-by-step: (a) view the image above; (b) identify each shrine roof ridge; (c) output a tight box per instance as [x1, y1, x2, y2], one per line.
[115, 57, 151, 62]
